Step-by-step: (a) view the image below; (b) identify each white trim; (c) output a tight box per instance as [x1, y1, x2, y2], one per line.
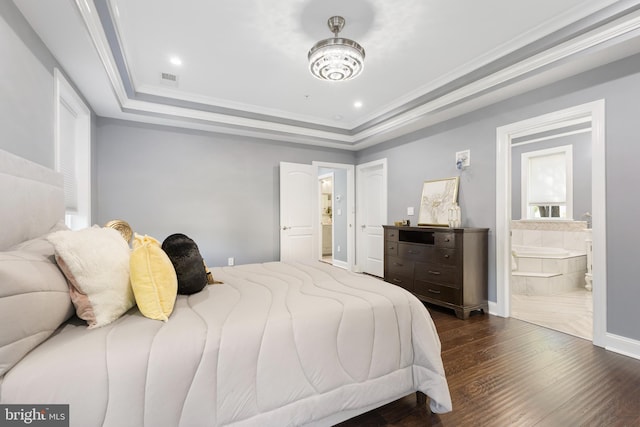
[606, 333, 640, 361]
[488, 301, 499, 316]
[331, 259, 349, 270]
[75, 0, 640, 149]
[495, 100, 607, 348]
[54, 68, 91, 230]
[511, 127, 591, 147]
[74, 0, 128, 108]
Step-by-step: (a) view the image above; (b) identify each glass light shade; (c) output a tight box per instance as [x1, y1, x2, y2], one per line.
[308, 38, 365, 81]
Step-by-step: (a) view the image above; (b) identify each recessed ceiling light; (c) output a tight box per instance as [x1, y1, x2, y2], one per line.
[354, 101, 363, 108]
[170, 56, 182, 66]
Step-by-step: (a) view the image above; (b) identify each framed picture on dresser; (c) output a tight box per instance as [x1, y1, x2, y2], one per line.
[418, 176, 459, 226]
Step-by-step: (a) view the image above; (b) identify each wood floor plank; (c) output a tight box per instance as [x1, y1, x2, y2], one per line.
[336, 304, 640, 426]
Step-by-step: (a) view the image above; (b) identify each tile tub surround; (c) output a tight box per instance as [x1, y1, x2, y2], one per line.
[511, 254, 587, 295]
[511, 220, 589, 252]
[511, 220, 588, 296]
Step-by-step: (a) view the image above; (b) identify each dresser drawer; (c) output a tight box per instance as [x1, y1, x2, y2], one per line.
[415, 262, 458, 287]
[435, 232, 457, 248]
[385, 228, 399, 241]
[385, 274, 413, 291]
[398, 242, 434, 261]
[385, 241, 398, 256]
[434, 248, 457, 266]
[413, 280, 461, 305]
[385, 256, 413, 277]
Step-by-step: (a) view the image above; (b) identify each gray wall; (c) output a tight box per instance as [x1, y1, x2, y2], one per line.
[95, 118, 355, 267]
[511, 132, 592, 220]
[0, 2, 98, 221]
[357, 53, 640, 341]
[0, 1, 56, 167]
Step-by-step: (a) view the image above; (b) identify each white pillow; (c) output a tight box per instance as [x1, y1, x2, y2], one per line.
[48, 226, 134, 329]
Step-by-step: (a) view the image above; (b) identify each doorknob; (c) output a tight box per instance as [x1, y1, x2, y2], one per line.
[281, 226, 289, 230]
[361, 225, 366, 229]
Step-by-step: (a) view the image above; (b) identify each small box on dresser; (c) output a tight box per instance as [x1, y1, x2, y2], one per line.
[383, 225, 489, 319]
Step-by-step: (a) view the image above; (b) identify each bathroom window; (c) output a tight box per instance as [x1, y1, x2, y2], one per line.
[521, 145, 573, 220]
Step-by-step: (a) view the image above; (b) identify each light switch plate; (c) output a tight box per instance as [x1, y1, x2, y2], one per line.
[407, 207, 415, 215]
[456, 150, 471, 168]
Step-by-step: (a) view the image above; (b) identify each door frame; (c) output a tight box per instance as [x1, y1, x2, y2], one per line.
[318, 172, 335, 264]
[355, 158, 388, 274]
[495, 100, 606, 347]
[313, 161, 355, 271]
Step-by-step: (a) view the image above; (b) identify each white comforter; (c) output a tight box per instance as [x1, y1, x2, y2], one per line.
[0, 261, 451, 426]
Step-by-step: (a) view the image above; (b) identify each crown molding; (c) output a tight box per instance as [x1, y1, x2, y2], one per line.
[75, 0, 640, 150]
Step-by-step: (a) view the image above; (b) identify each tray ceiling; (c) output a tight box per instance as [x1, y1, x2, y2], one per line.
[13, 0, 640, 150]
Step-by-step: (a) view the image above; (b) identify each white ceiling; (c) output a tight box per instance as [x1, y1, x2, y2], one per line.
[12, 0, 640, 150]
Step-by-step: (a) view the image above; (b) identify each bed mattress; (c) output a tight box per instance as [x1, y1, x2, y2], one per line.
[0, 261, 451, 426]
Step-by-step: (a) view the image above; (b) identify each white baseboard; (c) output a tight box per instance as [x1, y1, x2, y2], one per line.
[605, 333, 640, 361]
[332, 259, 349, 270]
[488, 301, 501, 317]
[486, 302, 640, 360]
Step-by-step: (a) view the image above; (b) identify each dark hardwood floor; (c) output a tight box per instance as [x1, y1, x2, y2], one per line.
[337, 304, 640, 426]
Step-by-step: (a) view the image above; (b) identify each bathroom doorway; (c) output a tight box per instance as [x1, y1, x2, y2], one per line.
[509, 126, 593, 340]
[319, 173, 334, 264]
[496, 100, 607, 347]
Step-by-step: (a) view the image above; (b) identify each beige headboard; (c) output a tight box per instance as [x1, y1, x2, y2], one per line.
[0, 149, 64, 250]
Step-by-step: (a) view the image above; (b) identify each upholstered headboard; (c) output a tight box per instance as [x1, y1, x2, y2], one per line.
[0, 149, 64, 250]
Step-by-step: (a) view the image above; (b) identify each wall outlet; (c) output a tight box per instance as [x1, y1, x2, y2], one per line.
[337, 245, 341, 252]
[228, 257, 234, 266]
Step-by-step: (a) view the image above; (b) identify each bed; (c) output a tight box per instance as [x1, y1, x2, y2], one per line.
[0, 148, 451, 426]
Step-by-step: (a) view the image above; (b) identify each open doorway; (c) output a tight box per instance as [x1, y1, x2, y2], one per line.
[313, 161, 355, 271]
[319, 173, 334, 264]
[495, 100, 607, 347]
[510, 126, 592, 340]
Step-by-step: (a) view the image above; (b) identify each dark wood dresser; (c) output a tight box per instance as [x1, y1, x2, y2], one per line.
[383, 225, 488, 319]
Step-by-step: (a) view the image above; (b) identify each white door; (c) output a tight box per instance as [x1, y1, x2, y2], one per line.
[356, 159, 387, 277]
[280, 162, 318, 261]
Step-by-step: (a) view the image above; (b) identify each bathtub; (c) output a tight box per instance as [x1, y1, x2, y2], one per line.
[511, 245, 588, 295]
[512, 245, 584, 258]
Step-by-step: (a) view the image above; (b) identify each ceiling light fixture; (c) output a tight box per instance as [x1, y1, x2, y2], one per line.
[308, 16, 365, 82]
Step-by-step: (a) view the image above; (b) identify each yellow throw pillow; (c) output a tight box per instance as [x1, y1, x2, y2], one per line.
[130, 234, 178, 321]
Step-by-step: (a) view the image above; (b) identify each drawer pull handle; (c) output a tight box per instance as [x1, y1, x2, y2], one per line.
[389, 246, 395, 250]
[444, 238, 450, 242]
[393, 278, 403, 283]
[444, 254, 450, 258]
[427, 289, 441, 294]
[408, 250, 419, 254]
[394, 262, 403, 267]
[428, 270, 441, 275]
